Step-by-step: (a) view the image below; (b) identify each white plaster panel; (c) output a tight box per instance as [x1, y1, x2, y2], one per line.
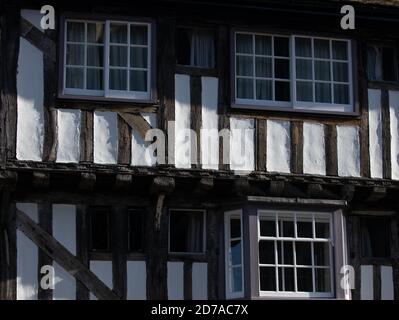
[337, 125, 361, 177]
[93, 111, 118, 164]
[368, 89, 383, 178]
[127, 261, 147, 300]
[56, 109, 81, 163]
[266, 120, 291, 173]
[303, 122, 326, 175]
[230, 117, 255, 173]
[167, 261, 184, 300]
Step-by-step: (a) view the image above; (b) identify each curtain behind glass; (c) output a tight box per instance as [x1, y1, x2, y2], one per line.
[190, 30, 215, 68]
[186, 212, 203, 252]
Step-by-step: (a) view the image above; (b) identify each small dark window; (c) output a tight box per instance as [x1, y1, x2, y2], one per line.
[176, 27, 216, 68]
[367, 45, 398, 82]
[360, 217, 391, 258]
[169, 209, 205, 253]
[128, 208, 145, 252]
[90, 207, 111, 252]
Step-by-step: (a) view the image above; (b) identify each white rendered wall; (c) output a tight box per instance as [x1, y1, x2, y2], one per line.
[389, 90, 399, 180]
[90, 261, 113, 300]
[21, 9, 43, 31]
[266, 120, 291, 173]
[131, 113, 157, 167]
[368, 89, 383, 179]
[303, 122, 326, 175]
[192, 263, 208, 300]
[56, 110, 81, 163]
[360, 265, 373, 300]
[127, 261, 147, 300]
[93, 111, 118, 164]
[337, 126, 361, 177]
[167, 262, 184, 300]
[380, 266, 394, 300]
[230, 118, 255, 173]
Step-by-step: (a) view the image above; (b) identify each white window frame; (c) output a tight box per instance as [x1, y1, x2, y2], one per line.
[168, 209, 207, 255]
[63, 19, 152, 101]
[257, 209, 336, 299]
[233, 31, 354, 113]
[224, 210, 245, 299]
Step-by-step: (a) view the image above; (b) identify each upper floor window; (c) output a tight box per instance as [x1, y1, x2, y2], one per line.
[233, 32, 353, 113]
[62, 19, 153, 101]
[367, 44, 398, 82]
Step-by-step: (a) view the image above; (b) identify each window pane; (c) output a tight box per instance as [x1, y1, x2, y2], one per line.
[333, 84, 349, 104]
[296, 81, 313, 102]
[333, 62, 349, 82]
[259, 241, 275, 264]
[237, 78, 253, 99]
[110, 23, 127, 43]
[66, 44, 84, 66]
[128, 209, 145, 252]
[130, 25, 148, 45]
[236, 34, 253, 54]
[90, 208, 110, 251]
[260, 267, 276, 291]
[232, 267, 243, 292]
[278, 267, 295, 291]
[278, 218, 295, 238]
[110, 69, 127, 90]
[110, 46, 128, 67]
[297, 268, 313, 292]
[87, 23, 104, 43]
[255, 35, 272, 55]
[130, 47, 148, 68]
[382, 47, 397, 81]
[332, 40, 348, 60]
[295, 37, 312, 57]
[315, 221, 330, 239]
[256, 80, 273, 100]
[260, 218, 276, 237]
[315, 82, 331, 103]
[236, 56, 253, 76]
[87, 69, 103, 90]
[67, 22, 85, 42]
[66, 67, 84, 89]
[297, 220, 313, 238]
[278, 241, 294, 265]
[315, 268, 331, 292]
[314, 242, 330, 266]
[275, 59, 289, 79]
[314, 39, 330, 59]
[230, 218, 241, 239]
[296, 242, 312, 265]
[231, 240, 242, 265]
[255, 57, 272, 78]
[275, 81, 290, 101]
[130, 70, 147, 92]
[296, 59, 313, 80]
[87, 45, 103, 67]
[169, 210, 204, 253]
[314, 60, 331, 81]
[274, 37, 289, 57]
[361, 217, 391, 258]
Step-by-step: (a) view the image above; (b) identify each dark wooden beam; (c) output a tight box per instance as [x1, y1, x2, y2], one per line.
[117, 115, 131, 165]
[290, 121, 303, 174]
[112, 206, 127, 299]
[325, 124, 338, 176]
[193, 178, 214, 196]
[32, 172, 50, 189]
[16, 208, 120, 300]
[381, 89, 392, 180]
[206, 209, 219, 300]
[184, 261, 193, 300]
[78, 172, 96, 192]
[150, 176, 175, 195]
[118, 112, 152, 142]
[80, 110, 94, 163]
[115, 174, 132, 192]
[256, 119, 267, 172]
[76, 205, 89, 300]
[190, 76, 202, 169]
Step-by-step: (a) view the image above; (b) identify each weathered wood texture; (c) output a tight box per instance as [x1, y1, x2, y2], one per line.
[381, 90, 392, 180]
[80, 111, 94, 163]
[117, 115, 131, 165]
[183, 261, 193, 300]
[325, 124, 338, 176]
[256, 119, 267, 172]
[112, 206, 127, 299]
[118, 112, 152, 142]
[190, 76, 202, 168]
[76, 205, 89, 300]
[290, 121, 303, 174]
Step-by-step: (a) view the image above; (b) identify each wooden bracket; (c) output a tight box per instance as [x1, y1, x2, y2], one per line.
[155, 194, 166, 232]
[118, 112, 153, 141]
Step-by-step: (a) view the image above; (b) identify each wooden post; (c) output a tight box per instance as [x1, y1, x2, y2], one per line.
[112, 206, 127, 299]
[76, 205, 89, 300]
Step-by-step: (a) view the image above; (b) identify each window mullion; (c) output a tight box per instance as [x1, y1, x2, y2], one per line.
[311, 242, 316, 293]
[84, 22, 88, 90]
[127, 23, 131, 92]
[311, 38, 315, 103]
[104, 21, 110, 97]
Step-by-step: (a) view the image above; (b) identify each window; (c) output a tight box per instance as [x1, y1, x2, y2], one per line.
[63, 19, 153, 101]
[90, 207, 111, 252]
[176, 27, 215, 68]
[128, 208, 145, 252]
[169, 209, 206, 254]
[360, 217, 391, 258]
[367, 44, 398, 82]
[224, 210, 244, 299]
[233, 32, 353, 113]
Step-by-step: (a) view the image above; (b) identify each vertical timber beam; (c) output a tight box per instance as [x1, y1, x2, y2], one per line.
[325, 124, 338, 176]
[76, 205, 89, 300]
[256, 119, 267, 172]
[112, 206, 127, 299]
[206, 208, 219, 300]
[80, 110, 94, 163]
[117, 115, 131, 165]
[381, 89, 392, 180]
[290, 121, 303, 174]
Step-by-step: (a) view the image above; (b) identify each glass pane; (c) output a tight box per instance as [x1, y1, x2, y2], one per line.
[334, 84, 349, 104]
[296, 59, 313, 80]
[256, 80, 272, 100]
[275, 81, 290, 101]
[190, 29, 216, 68]
[236, 56, 253, 76]
[314, 60, 331, 81]
[130, 70, 147, 92]
[87, 45, 103, 67]
[231, 240, 242, 266]
[367, 46, 378, 81]
[67, 22, 85, 42]
[66, 44, 84, 66]
[332, 40, 348, 60]
[297, 268, 313, 292]
[333, 62, 349, 82]
[259, 241, 275, 264]
[130, 25, 148, 45]
[315, 82, 331, 103]
[314, 39, 330, 59]
[278, 241, 294, 265]
[315, 220, 330, 239]
[314, 242, 330, 266]
[315, 268, 331, 292]
[260, 267, 276, 291]
[382, 47, 397, 81]
[130, 47, 148, 68]
[237, 78, 253, 99]
[275, 59, 289, 79]
[90, 208, 110, 251]
[297, 219, 313, 238]
[260, 218, 276, 237]
[87, 23, 104, 43]
[278, 267, 295, 291]
[230, 218, 241, 239]
[255, 57, 272, 77]
[66, 67, 84, 89]
[86, 68, 103, 90]
[232, 267, 243, 292]
[128, 209, 145, 252]
[110, 46, 128, 67]
[274, 37, 289, 57]
[295, 38, 312, 57]
[296, 81, 313, 102]
[296, 242, 312, 265]
[236, 34, 253, 54]
[110, 23, 127, 43]
[109, 69, 127, 90]
[278, 218, 295, 238]
[255, 35, 272, 55]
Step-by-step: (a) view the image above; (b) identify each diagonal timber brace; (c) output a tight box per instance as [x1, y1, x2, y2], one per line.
[118, 112, 153, 141]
